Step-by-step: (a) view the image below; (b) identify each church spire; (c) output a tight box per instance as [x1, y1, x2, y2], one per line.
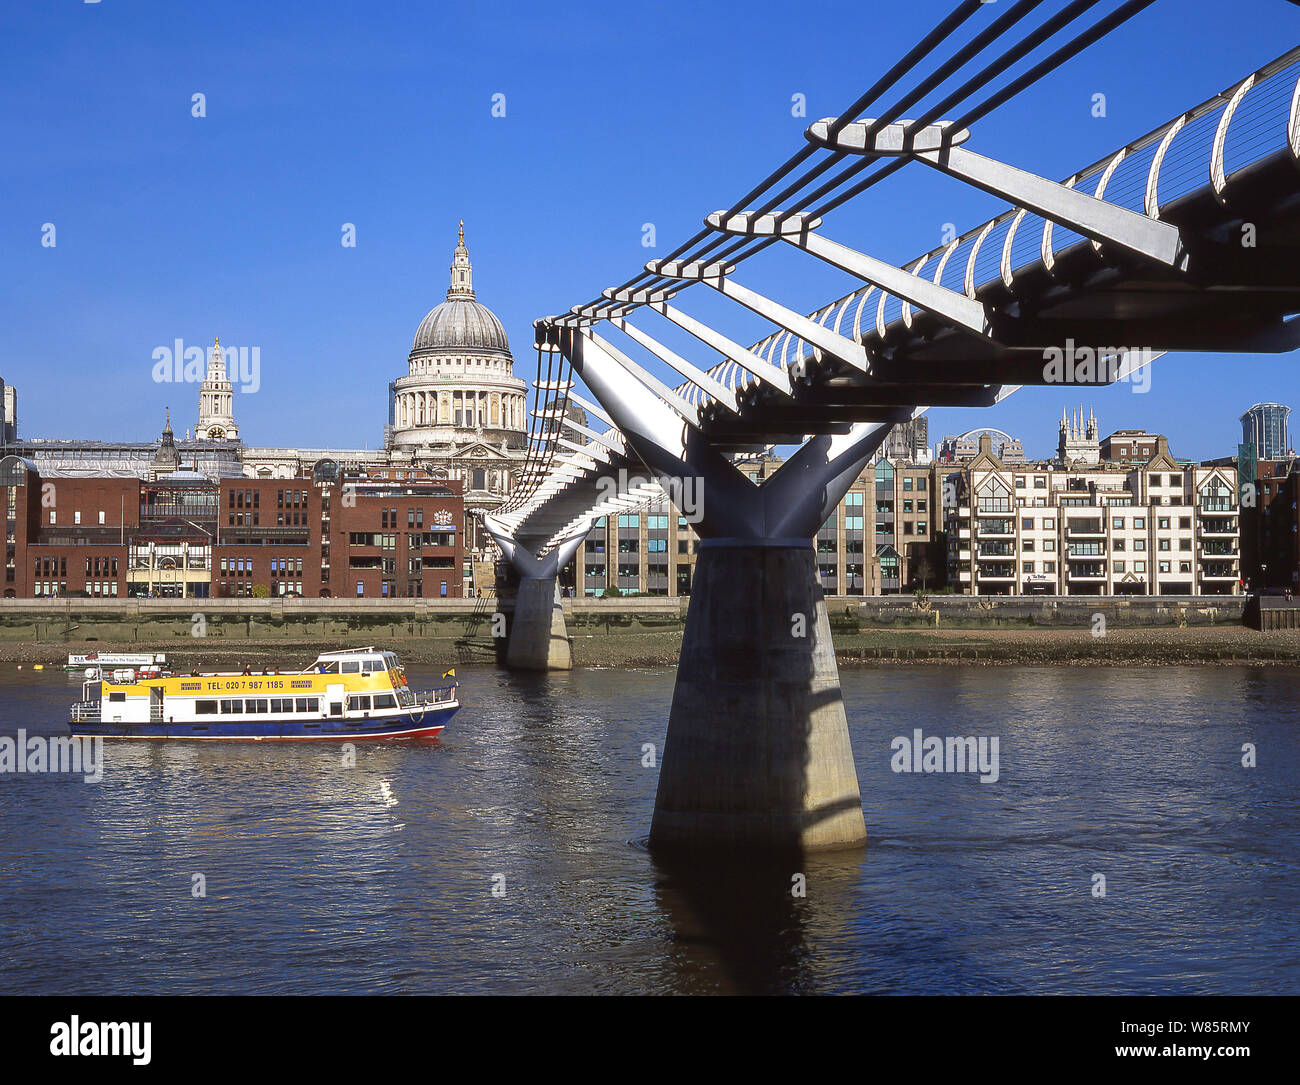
[447, 220, 475, 300]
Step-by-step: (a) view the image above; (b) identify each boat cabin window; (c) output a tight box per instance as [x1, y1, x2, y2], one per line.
[247, 699, 269, 715]
[329, 701, 343, 717]
[270, 698, 293, 713]
[317, 661, 339, 674]
[108, 692, 125, 703]
[341, 661, 360, 674]
[374, 694, 397, 709]
[196, 701, 218, 715]
[348, 695, 371, 711]
[220, 699, 241, 714]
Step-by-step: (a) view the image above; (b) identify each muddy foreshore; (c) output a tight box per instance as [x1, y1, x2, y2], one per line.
[4, 624, 1300, 669]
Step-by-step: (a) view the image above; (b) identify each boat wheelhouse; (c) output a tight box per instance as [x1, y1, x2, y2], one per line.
[69, 647, 457, 740]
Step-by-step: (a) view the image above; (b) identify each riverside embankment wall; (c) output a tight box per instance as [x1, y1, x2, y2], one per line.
[0, 594, 1248, 660]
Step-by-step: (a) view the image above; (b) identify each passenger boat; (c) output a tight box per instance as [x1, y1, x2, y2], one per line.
[68, 647, 458, 741]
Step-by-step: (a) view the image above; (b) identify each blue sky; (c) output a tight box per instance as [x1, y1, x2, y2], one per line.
[1, 0, 1298, 460]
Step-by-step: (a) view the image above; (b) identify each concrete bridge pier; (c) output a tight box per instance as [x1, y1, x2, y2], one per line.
[552, 323, 896, 853]
[477, 515, 591, 672]
[507, 575, 572, 670]
[649, 541, 866, 852]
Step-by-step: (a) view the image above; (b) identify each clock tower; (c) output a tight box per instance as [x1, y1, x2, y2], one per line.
[197, 337, 240, 441]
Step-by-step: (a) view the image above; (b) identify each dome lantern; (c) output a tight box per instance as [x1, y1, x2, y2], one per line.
[409, 223, 511, 356]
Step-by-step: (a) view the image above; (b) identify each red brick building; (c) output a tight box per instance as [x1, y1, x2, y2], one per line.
[0, 456, 463, 599]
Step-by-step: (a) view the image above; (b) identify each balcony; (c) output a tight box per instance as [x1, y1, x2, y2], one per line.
[977, 544, 1015, 558]
[1067, 568, 1108, 581]
[1199, 521, 1238, 537]
[1065, 519, 1105, 536]
[1067, 545, 1106, 559]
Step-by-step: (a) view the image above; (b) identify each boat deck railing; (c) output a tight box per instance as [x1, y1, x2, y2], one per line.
[402, 684, 458, 707]
[70, 701, 101, 722]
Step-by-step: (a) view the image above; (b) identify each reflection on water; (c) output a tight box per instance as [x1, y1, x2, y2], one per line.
[0, 663, 1298, 994]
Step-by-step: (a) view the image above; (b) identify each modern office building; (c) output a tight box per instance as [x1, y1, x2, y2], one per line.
[570, 453, 946, 597]
[1240, 402, 1292, 459]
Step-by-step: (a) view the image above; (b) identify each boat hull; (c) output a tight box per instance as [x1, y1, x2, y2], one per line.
[70, 704, 458, 741]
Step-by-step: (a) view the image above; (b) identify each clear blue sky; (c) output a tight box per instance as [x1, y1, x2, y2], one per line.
[1, 0, 1297, 460]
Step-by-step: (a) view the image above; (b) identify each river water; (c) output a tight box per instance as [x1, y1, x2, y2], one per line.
[0, 662, 1297, 995]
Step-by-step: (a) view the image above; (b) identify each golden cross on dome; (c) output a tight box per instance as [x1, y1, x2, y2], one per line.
[458, 220, 464, 245]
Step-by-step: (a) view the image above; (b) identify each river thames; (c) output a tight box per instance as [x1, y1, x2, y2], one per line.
[1, 663, 1297, 995]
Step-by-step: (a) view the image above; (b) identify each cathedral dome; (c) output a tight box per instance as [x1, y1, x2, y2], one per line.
[412, 298, 509, 354]
[410, 222, 511, 356]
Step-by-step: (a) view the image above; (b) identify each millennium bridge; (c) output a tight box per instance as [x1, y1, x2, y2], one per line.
[476, 0, 1300, 853]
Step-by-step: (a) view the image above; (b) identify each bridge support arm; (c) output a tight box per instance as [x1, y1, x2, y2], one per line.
[805, 118, 1186, 269]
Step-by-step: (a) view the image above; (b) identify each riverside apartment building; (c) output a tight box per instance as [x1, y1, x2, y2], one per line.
[943, 435, 1240, 596]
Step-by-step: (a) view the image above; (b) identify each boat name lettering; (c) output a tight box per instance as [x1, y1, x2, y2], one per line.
[290, 680, 314, 689]
[180, 683, 201, 691]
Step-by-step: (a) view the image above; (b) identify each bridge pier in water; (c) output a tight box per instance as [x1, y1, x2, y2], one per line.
[548, 323, 898, 852]
[507, 575, 571, 671]
[649, 541, 866, 852]
[476, 514, 590, 673]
